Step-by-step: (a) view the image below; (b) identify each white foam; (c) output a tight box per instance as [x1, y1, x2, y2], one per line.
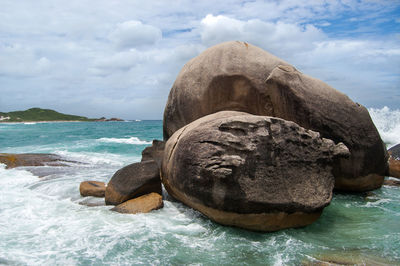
[54, 150, 140, 166]
[368, 106, 400, 148]
[97, 137, 151, 145]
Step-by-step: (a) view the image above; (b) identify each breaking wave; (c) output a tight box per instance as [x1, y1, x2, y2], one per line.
[368, 106, 400, 148]
[97, 137, 151, 145]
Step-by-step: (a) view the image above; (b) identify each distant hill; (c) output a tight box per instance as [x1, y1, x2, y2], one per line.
[0, 108, 96, 122]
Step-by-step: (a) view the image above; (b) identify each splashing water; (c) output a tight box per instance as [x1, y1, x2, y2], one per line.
[369, 106, 400, 148]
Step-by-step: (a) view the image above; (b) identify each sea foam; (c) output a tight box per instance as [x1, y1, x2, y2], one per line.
[97, 137, 151, 145]
[369, 106, 400, 148]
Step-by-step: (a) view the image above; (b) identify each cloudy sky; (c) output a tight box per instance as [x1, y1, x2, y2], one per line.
[0, 0, 399, 119]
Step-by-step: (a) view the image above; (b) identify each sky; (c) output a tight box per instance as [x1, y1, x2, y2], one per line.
[0, 0, 399, 119]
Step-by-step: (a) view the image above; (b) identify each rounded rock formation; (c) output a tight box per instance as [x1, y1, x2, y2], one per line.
[161, 111, 349, 231]
[163, 41, 387, 192]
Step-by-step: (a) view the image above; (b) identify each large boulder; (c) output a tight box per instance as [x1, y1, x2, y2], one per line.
[105, 160, 162, 205]
[163, 41, 387, 192]
[161, 111, 349, 231]
[111, 193, 163, 214]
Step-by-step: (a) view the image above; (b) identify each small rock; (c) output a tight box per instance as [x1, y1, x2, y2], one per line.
[111, 193, 163, 214]
[79, 181, 106, 197]
[105, 160, 162, 205]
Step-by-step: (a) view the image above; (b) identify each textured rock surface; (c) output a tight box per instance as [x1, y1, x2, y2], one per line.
[163, 41, 387, 192]
[141, 140, 165, 167]
[161, 111, 349, 231]
[79, 181, 106, 197]
[388, 144, 400, 179]
[0, 153, 72, 169]
[105, 160, 162, 205]
[111, 193, 163, 214]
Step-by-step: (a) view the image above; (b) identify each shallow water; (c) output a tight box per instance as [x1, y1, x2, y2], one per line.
[0, 108, 399, 265]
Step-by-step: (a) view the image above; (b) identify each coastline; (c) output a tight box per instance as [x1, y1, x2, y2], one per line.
[0, 120, 93, 124]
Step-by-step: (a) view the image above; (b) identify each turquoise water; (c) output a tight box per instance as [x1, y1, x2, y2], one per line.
[0, 118, 399, 265]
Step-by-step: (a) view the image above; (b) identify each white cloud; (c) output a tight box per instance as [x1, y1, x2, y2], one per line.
[0, 1, 398, 118]
[200, 14, 325, 58]
[109, 21, 162, 50]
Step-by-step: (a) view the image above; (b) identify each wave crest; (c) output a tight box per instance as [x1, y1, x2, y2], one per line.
[97, 137, 151, 145]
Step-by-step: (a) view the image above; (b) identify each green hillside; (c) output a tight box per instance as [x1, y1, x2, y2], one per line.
[0, 108, 95, 122]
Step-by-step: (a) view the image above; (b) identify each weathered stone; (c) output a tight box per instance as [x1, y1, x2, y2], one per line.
[111, 193, 163, 214]
[141, 140, 165, 167]
[105, 160, 162, 205]
[79, 181, 106, 197]
[161, 111, 349, 231]
[388, 144, 400, 179]
[163, 41, 387, 192]
[0, 153, 72, 169]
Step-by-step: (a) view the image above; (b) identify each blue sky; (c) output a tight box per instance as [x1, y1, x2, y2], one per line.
[0, 0, 399, 119]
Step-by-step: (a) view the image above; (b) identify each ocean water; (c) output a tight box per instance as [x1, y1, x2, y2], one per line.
[0, 108, 399, 265]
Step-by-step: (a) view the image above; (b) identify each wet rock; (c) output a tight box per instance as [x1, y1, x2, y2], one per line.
[0, 153, 72, 169]
[388, 144, 400, 179]
[79, 181, 106, 197]
[163, 41, 387, 192]
[141, 140, 165, 167]
[161, 111, 349, 231]
[383, 179, 400, 187]
[105, 160, 162, 205]
[111, 193, 163, 214]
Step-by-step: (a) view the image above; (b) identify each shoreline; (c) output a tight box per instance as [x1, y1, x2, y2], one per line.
[0, 120, 130, 124]
[0, 120, 93, 124]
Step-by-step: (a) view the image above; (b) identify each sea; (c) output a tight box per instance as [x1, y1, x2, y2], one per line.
[0, 107, 399, 265]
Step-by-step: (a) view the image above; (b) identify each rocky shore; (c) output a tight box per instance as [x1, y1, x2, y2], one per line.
[2, 41, 395, 233]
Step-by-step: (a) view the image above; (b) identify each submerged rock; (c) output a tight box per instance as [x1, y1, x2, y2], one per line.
[0, 153, 72, 169]
[161, 111, 349, 231]
[303, 249, 399, 266]
[78, 197, 106, 207]
[163, 41, 387, 192]
[111, 193, 163, 214]
[79, 181, 106, 197]
[105, 160, 162, 205]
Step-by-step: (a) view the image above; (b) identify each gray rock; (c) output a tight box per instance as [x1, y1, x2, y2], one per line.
[161, 111, 349, 231]
[105, 160, 162, 205]
[141, 140, 165, 167]
[163, 41, 387, 192]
